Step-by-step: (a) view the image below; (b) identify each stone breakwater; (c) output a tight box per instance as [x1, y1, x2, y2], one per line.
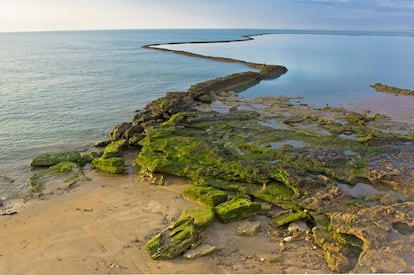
[27, 35, 414, 273]
[371, 82, 414, 96]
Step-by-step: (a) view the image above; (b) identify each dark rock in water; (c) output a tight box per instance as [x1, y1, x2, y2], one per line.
[215, 196, 261, 223]
[94, 140, 110, 147]
[146, 217, 198, 260]
[90, 157, 125, 174]
[102, 139, 127, 159]
[30, 151, 82, 167]
[110, 122, 132, 141]
[182, 185, 228, 207]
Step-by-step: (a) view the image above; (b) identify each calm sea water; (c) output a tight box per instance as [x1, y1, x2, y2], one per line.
[1, 29, 414, 198]
[0, 29, 259, 198]
[162, 30, 414, 106]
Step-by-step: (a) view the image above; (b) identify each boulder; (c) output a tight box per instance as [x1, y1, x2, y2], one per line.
[90, 157, 125, 174]
[214, 196, 261, 223]
[270, 210, 308, 228]
[236, 221, 261, 236]
[177, 206, 215, 230]
[110, 122, 131, 141]
[182, 185, 228, 206]
[146, 217, 198, 260]
[30, 151, 81, 167]
[102, 139, 127, 159]
[123, 124, 143, 140]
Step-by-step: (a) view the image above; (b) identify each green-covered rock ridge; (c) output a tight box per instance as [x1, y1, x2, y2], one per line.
[28, 34, 414, 273]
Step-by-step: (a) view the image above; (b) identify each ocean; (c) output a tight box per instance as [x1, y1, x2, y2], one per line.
[1, 29, 414, 198]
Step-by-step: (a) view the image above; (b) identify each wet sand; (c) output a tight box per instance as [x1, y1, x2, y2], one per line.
[0, 170, 329, 274]
[343, 93, 414, 125]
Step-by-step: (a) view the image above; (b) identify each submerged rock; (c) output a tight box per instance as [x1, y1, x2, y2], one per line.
[90, 157, 125, 174]
[236, 221, 261, 236]
[146, 217, 198, 260]
[183, 244, 217, 259]
[30, 151, 81, 167]
[215, 196, 261, 223]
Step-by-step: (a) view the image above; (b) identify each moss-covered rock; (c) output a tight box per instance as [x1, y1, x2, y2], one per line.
[214, 196, 261, 223]
[102, 139, 127, 159]
[270, 210, 308, 228]
[90, 157, 125, 174]
[29, 161, 86, 198]
[182, 185, 228, 206]
[30, 151, 81, 167]
[81, 151, 103, 164]
[177, 205, 215, 230]
[146, 217, 198, 260]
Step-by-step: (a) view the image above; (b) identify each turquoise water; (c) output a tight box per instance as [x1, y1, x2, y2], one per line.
[1, 29, 414, 198]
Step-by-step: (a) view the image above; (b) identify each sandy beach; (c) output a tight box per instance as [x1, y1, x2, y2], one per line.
[0, 169, 330, 274]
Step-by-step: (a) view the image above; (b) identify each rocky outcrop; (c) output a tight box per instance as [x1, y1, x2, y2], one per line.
[90, 157, 124, 174]
[371, 83, 414, 96]
[146, 217, 198, 260]
[30, 151, 82, 167]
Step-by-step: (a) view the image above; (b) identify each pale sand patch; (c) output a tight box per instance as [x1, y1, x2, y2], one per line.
[0, 169, 330, 274]
[343, 93, 414, 124]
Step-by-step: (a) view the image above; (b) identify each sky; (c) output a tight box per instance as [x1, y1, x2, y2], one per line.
[1, 0, 414, 32]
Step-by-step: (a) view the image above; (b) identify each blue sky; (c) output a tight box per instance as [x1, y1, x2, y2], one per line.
[1, 0, 414, 32]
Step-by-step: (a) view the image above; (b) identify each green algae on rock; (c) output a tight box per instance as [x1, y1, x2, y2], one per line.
[146, 217, 198, 260]
[182, 185, 228, 207]
[30, 151, 82, 167]
[371, 83, 414, 96]
[90, 157, 125, 174]
[29, 161, 87, 199]
[177, 205, 215, 230]
[102, 139, 127, 159]
[214, 196, 261, 223]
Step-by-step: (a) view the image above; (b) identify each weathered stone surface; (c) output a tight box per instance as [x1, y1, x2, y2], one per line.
[29, 162, 87, 198]
[146, 217, 198, 260]
[183, 244, 217, 259]
[236, 221, 261, 236]
[177, 206, 215, 230]
[102, 139, 127, 159]
[81, 151, 103, 164]
[287, 220, 310, 233]
[110, 122, 131, 141]
[94, 140, 110, 147]
[90, 157, 124, 174]
[215, 197, 261, 223]
[182, 185, 228, 207]
[123, 124, 143, 140]
[30, 151, 81, 167]
[270, 210, 308, 228]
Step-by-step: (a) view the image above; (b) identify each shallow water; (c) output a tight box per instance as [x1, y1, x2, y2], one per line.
[161, 31, 414, 107]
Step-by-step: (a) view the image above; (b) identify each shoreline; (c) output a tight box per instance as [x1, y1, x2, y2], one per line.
[2, 32, 414, 274]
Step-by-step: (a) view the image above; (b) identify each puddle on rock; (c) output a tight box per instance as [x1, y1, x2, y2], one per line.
[270, 140, 305, 149]
[258, 119, 289, 130]
[337, 182, 406, 201]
